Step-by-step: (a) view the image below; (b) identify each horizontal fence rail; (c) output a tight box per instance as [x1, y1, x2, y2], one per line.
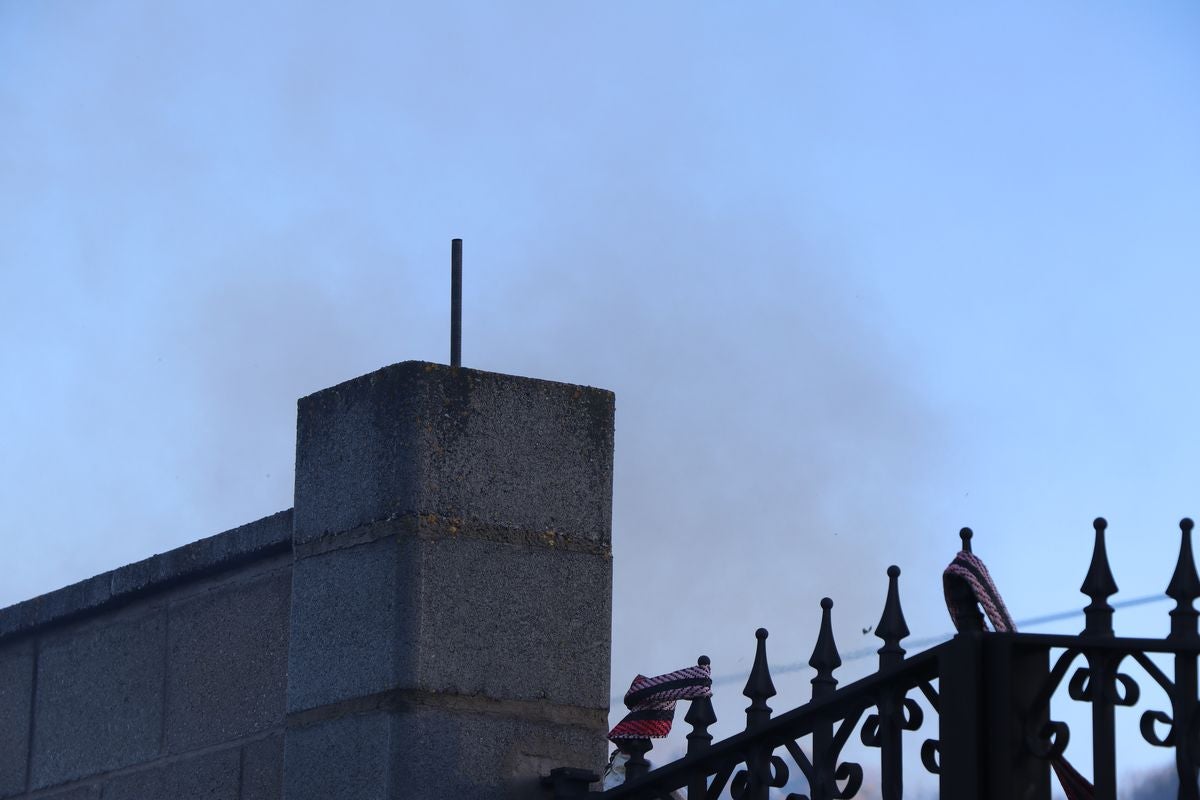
[546, 519, 1200, 800]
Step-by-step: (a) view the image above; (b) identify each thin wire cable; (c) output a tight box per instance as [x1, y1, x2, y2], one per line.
[615, 593, 1170, 700]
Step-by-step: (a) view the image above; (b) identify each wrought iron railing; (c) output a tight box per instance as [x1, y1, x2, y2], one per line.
[546, 519, 1200, 800]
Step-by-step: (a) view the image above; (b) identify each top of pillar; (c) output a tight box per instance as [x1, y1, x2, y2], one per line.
[293, 361, 615, 547]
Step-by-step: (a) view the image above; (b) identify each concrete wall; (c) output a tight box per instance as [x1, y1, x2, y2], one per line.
[0, 361, 614, 800]
[0, 511, 292, 800]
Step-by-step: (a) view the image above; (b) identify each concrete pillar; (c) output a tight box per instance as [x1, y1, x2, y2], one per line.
[284, 361, 614, 800]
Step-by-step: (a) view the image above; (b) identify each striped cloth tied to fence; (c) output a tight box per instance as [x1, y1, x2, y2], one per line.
[607, 662, 713, 741]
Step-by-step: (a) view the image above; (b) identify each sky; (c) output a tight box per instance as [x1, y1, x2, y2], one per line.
[2, 1, 1198, 792]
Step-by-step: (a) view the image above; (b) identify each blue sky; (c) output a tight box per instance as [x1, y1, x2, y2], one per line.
[2, 1, 1198, 788]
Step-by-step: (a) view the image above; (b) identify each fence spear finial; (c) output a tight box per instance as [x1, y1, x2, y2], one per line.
[685, 655, 717, 754]
[876, 566, 910, 668]
[1166, 517, 1200, 642]
[744, 629, 776, 729]
[810, 598, 842, 700]
[1081, 517, 1118, 637]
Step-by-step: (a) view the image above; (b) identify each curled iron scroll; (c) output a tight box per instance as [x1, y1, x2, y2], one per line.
[860, 697, 924, 746]
[781, 740, 863, 800]
[1025, 648, 1080, 760]
[920, 739, 940, 775]
[1140, 709, 1176, 748]
[730, 755, 789, 799]
[833, 761, 864, 800]
[1067, 661, 1141, 707]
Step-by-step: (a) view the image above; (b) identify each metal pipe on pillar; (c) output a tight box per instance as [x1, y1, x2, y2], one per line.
[451, 238, 462, 367]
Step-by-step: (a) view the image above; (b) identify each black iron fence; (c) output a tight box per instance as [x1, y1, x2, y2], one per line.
[546, 519, 1200, 800]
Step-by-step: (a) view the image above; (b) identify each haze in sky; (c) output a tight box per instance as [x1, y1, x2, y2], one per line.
[2, 1, 1198, 791]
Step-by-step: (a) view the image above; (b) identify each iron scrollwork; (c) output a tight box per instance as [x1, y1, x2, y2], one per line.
[549, 517, 1200, 800]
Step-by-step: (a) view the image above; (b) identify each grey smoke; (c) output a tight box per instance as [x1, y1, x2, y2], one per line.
[0, 4, 958, 678]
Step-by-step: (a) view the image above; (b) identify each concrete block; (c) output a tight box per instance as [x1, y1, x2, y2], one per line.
[31, 612, 166, 789]
[286, 536, 417, 712]
[389, 705, 606, 800]
[286, 706, 604, 800]
[287, 534, 609, 713]
[0, 640, 34, 798]
[411, 538, 611, 709]
[166, 572, 290, 752]
[242, 734, 283, 800]
[283, 713, 391, 800]
[101, 747, 239, 800]
[294, 362, 614, 545]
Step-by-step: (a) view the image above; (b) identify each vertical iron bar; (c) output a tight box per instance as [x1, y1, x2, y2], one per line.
[810, 599, 841, 800]
[939, 634, 984, 799]
[1089, 653, 1117, 800]
[983, 638, 1051, 800]
[1167, 518, 1200, 800]
[1175, 650, 1199, 800]
[876, 568, 910, 800]
[744, 628, 776, 730]
[450, 238, 462, 367]
[1080, 518, 1118, 799]
[743, 629, 775, 800]
[685, 655, 716, 800]
[622, 738, 653, 782]
[877, 689, 902, 800]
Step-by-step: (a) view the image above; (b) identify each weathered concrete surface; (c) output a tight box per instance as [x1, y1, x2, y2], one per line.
[288, 533, 610, 713]
[285, 704, 605, 800]
[293, 361, 614, 546]
[0, 640, 34, 797]
[389, 703, 606, 800]
[0, 516, 294, 798]
[100, 747, 241, 800]
[33, 787, 100, 800]
[286, 361, 616, 799]
[31, 610, 166, 789]
[284, 713, 392, 800]
[0, 360, 615, 800]
[408, 535, 610, 706]
[166, 569, 291, 752]
[286, 534, 418, 713]
[111, 510, 292, 596]
[242, 734, 284, 800]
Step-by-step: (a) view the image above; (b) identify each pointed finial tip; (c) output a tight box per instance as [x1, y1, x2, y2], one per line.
[820, 597, 833, 610]
[698, 655, 710, 667]
[1181, 518, 1194, 533]
[887, 565, 901, 579]
[755, 627, 768, 640]
[1094, 517, 1107, 531]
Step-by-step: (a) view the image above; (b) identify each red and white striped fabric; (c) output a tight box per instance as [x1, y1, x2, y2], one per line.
[607, 663, 713, 741]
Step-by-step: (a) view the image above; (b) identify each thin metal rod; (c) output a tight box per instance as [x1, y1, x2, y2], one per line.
[450, 238, 462, 367]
